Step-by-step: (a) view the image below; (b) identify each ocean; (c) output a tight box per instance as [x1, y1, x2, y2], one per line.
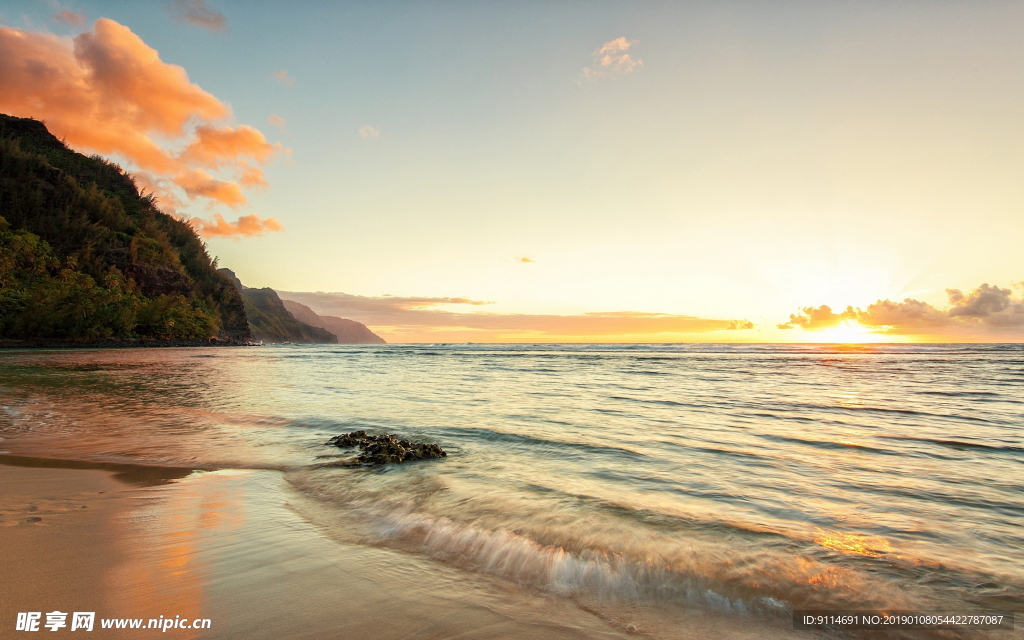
[1, 344, 1021, 639]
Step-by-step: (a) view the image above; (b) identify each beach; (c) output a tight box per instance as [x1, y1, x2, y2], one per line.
[1, 344, 1021, 639]
[1, 461, 129, 636]
[0, 457, 815, 639]
[4, 2, 1024, 636]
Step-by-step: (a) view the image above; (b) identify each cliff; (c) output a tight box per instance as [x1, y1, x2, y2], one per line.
[218, 270, 337, 344]
[0, 114, 249, 342]
[281, 299, 386, 344]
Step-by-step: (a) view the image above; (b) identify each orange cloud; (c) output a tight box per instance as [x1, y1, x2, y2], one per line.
[72, 20, 226, 134]
[53, 10, 87, 28]
[517, 256, 534, 263]
[278, 291, 753, 342]
[168, 0, 227, 32]
[176, 169, 246, 207]
[582, 37, 643, 79]
[271, 69, 294, 86]
[780, 281, 1024, 337]
[778, 305, 849, 331]
[181, 124, 283, 170]
[189, 214, 283, 238]
[0, 18, 286, 232]
[237, 165, 269, 188]
[266, 114, 288, 133]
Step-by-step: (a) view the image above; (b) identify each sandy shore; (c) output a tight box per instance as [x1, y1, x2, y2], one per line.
[0, 457, 193, 638]
[0, 456, 818, 640]
[0, 457, 640, 639]
[0, 461, 126, 633]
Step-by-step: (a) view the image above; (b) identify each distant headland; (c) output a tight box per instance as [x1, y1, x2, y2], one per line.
[220, 269, 384, 345]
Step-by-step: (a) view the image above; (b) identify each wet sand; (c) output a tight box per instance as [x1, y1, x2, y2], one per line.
[0, 461, 127, 634]
[0, 459, 637, 639]
[0, 457, 816, 639]
[0, 457, 194, 638]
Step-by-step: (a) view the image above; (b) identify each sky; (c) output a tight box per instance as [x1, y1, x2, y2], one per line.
[1, 0, 1023, 342]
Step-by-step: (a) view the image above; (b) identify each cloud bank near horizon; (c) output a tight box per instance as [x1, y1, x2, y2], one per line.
[0, 18, 284, 236]
[279, 291, 753, 342]
[281, 281, 1024, 343]
[780, 282, 1024, 337]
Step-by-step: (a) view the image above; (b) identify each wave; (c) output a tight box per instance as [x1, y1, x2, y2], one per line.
[756, 433, 897, 455]
[284, 468, 956, 621]
[372, 508, 791, 616]
[916, 391, 1003, 397]
[876, 435, 1024, 455]
[434, 426, 649, 462]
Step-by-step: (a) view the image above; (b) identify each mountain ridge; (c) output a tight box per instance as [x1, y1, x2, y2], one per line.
[219, 269, 337, 344]
[281, 299, 385, 344]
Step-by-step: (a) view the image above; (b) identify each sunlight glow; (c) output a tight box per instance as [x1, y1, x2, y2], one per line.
[807, 320, 889, 344]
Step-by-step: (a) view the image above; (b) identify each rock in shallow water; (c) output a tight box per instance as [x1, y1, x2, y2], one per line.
[325, 431, 447, 465]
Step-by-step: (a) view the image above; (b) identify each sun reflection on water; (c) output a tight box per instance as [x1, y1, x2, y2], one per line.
[814, 529, 895, 558]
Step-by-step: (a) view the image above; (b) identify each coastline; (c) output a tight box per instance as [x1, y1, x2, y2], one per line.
[0, 339, 254, 350]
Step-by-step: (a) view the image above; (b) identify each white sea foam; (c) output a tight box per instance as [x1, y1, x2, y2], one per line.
[367, 505, 790, 616]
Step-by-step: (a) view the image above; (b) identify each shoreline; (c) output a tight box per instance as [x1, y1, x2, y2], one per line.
[0, 454, 819, 639]
[0, 455, 644, 639]
[0, 338, 254, 350]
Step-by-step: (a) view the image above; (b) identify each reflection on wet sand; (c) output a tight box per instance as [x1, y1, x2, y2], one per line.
[108, 472, 247, 639]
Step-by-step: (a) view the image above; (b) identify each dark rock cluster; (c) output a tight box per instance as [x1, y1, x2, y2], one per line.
[325, 430, 447, 465]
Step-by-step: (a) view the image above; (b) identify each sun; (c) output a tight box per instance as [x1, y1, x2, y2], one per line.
[808, 320, 887, 344]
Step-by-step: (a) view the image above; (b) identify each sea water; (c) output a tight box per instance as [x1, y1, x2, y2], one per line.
[0, 344, 1021, 637]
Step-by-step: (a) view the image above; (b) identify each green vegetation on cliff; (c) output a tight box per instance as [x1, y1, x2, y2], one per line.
[0, 114, 249, 342]
[281, 299, 385, 344]
[218, 269, 336, 344]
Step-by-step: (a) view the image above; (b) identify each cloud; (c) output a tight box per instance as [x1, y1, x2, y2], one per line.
[266, 114, 288, 134]
[947, 283, 1014, 319]
[271, 69, 294, 86]
[189, 213, 283, 238]
[857, 298, 953, 329]
[582, 37, 643, 80]
[175, 169, 246, 206]
[168, 0, 227, 32]
[53, 10, 87, 28]
[357, 125, 379, 139]
[778, 305, 849, 331]
[517, 256, 534, 263]
[180, 124, 284, 173]
[278, 291, 753, 342]
[0, 18, 286, 232]
[780, 282, 1024, 337]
